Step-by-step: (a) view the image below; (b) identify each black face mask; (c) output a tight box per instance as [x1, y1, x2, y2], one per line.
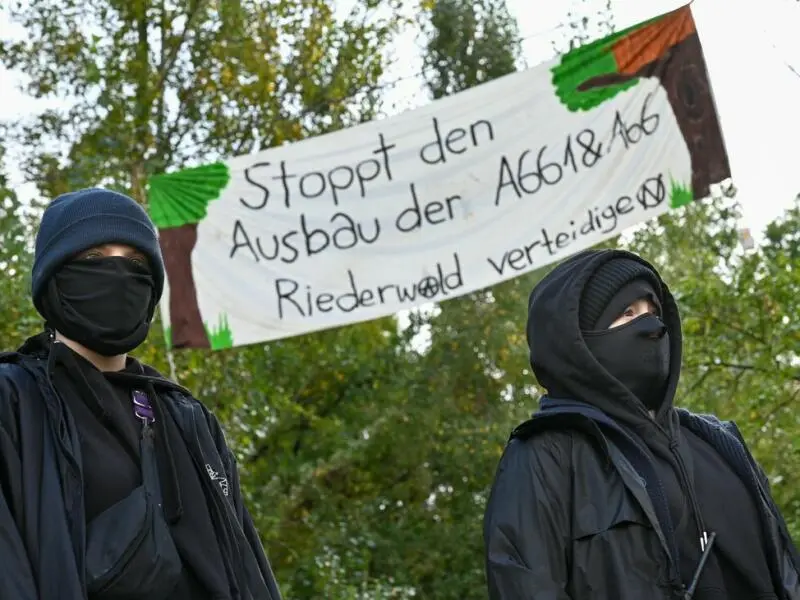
[41, 257, 155, 356]
[583, 313, 671, 412]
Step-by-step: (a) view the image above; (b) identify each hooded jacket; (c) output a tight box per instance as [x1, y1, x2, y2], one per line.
[0, 333, 282, 600]
[483, 249, 800, 600]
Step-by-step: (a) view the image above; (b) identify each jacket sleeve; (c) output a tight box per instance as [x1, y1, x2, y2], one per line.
[483, 433, 574, 600]
[222, 446, 283, 600]
[0, 374, 39, 599]
[204, 409, 283, 599]
[727, 420, 800, 598]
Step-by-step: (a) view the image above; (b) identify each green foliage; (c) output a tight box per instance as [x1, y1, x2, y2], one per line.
[163, 314, 234, 351]
[148, 162, 231, 229]
[550, 28, 637, 111]
[209, 314, 235, 350]
[0, 149, 41, 348]
[764, 198, 800, 262]
[669, 177, 694, 209]
[550, 10, 670, 111]
[410, 2, 541, 597]
[421, 0, 521, 100]
[2, 0, 404, 201]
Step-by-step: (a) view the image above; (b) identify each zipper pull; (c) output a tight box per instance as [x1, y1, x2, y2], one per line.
[685, 532, 717, 600]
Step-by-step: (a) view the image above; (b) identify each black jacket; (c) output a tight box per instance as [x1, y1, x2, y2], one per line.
[0, 336, 282, 600]
[483, 249, 800, 599]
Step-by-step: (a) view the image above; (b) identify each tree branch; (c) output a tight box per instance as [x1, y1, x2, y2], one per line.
[709, 314, 770, 346]
[155, 0, 207, 96]
[683, 369, 712, 400]
[687, 361, 800, 382]
[760, 388, 800, 422]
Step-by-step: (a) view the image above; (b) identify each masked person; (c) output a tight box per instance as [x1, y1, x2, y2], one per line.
[483, 249, 799, 600]
[0, 188, 282, 600]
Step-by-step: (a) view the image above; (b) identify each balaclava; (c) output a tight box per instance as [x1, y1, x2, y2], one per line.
[32, 188, 165, 356]
[579, 258, 670, 411]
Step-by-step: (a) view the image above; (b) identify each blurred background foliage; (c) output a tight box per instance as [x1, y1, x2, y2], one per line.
[1, 0, 797, 597]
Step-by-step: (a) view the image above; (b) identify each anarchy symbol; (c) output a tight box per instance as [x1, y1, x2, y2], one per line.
[637, 173, 667, 209]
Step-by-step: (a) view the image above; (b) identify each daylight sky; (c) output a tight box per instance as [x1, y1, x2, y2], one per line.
[1, 0, 799, 242]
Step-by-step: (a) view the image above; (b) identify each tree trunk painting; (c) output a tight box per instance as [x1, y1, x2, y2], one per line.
[553, 6, 731, 199]
[160, 223, 210, 348]
[146, 162, 231, 350]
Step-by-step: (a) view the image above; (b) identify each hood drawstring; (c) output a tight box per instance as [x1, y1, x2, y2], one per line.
[670, 439, 710, 552]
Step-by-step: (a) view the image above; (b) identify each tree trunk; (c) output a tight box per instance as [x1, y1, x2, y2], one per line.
[651, 33, 731, 199]
[160, 224, 210, 348]
[578, 32, 730, 199]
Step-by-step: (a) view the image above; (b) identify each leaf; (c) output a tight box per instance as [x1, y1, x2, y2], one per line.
[146, 162, 230, 229]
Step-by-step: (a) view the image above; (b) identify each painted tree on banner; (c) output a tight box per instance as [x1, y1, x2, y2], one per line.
[551, 6, 730, 198]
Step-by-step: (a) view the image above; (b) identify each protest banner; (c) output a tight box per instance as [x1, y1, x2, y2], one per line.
[147, 5, 730, 350]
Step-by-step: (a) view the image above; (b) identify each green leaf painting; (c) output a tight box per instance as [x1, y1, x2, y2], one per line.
[551, 8, 695, 112]
[668, 177, 694, 209]
[163, 313, 234, 351]
[551, 19, 654, 111]
[147, 162, 231, 229]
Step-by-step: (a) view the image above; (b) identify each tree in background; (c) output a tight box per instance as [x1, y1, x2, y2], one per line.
[552, 0, 614, 54]
[397, 0, 542, 596]
[2, 0, 405, 353]
[421, 0, 520, 99]
[2, 0, 402, 201]
[0, 148, 41, 347]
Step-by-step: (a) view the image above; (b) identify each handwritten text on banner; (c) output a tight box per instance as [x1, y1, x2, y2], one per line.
[147, 6, 730, 350]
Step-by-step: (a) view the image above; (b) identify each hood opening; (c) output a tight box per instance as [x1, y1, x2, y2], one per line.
[526, 248, 683, 433]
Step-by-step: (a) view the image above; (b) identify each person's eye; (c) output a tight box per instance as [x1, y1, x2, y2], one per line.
[623, 306, 635, 317]
[130, 256, 149, 268]
[82, 251, 103, 260]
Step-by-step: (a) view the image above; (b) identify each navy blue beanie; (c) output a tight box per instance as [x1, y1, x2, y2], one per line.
[32, 188, 165, 315]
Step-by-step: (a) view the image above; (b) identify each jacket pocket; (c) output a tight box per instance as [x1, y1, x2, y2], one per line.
[572, 501, 651, 540]
[570, 498, 667, 599]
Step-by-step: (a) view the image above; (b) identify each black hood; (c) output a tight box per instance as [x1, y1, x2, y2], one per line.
[526, 249, 683, 432]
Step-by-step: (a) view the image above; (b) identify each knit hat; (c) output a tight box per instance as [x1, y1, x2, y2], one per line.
[32, 188, 165, 314]
[579, 258, 662, 330]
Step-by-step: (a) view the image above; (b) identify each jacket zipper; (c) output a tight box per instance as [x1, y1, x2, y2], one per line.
[670, 440, 711, 552]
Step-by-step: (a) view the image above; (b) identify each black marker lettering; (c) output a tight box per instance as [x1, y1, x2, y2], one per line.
[241, 163, 272, 210]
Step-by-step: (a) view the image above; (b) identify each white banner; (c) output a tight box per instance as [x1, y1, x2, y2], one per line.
[148, 6, 730, 350]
